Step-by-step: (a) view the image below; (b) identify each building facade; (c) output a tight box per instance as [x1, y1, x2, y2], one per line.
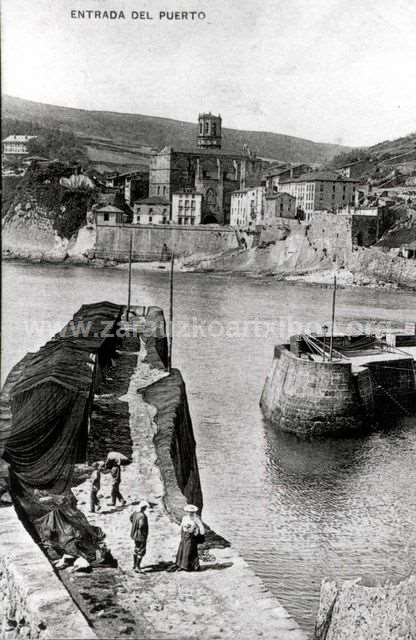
[95, 205, 126, 226]
[105, 170, 149, 206]
[230, 187, 265, 229]
[149, 147, 266, 225]
[133, 197, 170, 225]
[148, 114, 268, 225]
[264, 163, 312, 194]
[171, 192, 203, 225]
[3, 135, 37, 156]
[264, 192, 297, 224]
[279, 171, 358, 220]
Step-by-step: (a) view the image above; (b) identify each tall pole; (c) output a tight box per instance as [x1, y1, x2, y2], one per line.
[127, 232, 133, 320]
[168, 252, 174, 373]
[329, 275, 337, 361]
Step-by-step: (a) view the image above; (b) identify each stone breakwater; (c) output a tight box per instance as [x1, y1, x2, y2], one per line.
[71, 308, 307, 639]
[314, 575, 416, 640]
[260, 344, 365, 437]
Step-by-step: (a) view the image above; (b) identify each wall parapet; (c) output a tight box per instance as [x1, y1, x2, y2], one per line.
[0, 505, 96, 639]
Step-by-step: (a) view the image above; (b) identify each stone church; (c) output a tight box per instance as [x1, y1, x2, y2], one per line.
[149, 113, 268, 224]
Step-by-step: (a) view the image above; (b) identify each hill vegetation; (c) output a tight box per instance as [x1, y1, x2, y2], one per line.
[328, 132, 416, 176]
[3, 117, 90, 167]
[3, 95, 349, 170]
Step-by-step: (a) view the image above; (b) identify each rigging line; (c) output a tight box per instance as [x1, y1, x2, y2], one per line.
[368, 371, 411, 417]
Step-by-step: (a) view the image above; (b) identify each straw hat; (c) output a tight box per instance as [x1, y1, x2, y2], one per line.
[183, 504, 198, 513]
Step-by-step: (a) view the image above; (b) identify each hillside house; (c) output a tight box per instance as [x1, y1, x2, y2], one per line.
[3, 135, 37, 156]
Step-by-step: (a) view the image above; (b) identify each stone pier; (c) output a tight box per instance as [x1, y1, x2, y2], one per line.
[71, 310, 307, 639]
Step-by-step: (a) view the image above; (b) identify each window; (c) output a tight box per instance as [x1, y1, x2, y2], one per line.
[136, 207, 141, 213]
[104, 213, 109, 222]
[136, 215, 140, 223]
[191, 219, 195, 225]
[157, 186, 160, 194]
[212, 123, 216, 136]
[205, 121, 209, 134]
[149, 216, 153, 223]
[162, 217, 167, 224]
[163, 186, 166, 195]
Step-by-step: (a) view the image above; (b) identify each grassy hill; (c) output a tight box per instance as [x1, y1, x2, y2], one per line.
[368, 132, 416, 161]
[2, 95, 349, 171]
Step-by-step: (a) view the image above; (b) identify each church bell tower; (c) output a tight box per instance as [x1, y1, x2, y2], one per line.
[197, 113, 222, 149]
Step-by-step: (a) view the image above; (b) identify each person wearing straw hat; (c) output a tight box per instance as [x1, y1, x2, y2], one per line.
[130, 501, 149, 573]
[173, 504, 205, 572]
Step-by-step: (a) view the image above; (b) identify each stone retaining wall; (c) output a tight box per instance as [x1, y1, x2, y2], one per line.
[0, 505, 96, 640]
[96, 223, 240, 262]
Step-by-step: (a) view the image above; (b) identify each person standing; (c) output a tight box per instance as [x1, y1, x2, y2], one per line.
[90, 462, 102, 513]
[130, 501, 149, 573]
[109, 461, 126, 507]
[174, 504, 205, 571]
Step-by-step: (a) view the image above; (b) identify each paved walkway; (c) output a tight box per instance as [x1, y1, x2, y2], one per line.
[73, 340, 306, 640]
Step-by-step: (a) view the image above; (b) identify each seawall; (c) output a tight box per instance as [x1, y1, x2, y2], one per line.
[95, 223, 240, 261]
[260, 345, 365, 436]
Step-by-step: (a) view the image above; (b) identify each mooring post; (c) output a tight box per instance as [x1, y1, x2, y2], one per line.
[126, 232, 133, 320]
[329, 275, 337, 361]
[168, 252, 174, 373]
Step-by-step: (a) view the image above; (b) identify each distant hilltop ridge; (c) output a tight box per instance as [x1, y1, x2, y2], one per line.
[2, 94, 349, 170]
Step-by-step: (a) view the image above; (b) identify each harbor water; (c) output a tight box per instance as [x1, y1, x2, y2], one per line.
[2, 261, 416, 633]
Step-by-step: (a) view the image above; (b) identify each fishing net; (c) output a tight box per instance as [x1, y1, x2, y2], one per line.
[0, 302, 124, 558]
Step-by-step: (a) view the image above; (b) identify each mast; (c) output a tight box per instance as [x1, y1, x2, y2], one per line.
[168, 252, 174, 373]
[329, 275, 337, 361]
[126, 232, 133, 320]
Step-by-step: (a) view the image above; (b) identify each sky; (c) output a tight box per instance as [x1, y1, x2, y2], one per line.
[2, 0, 416, 147]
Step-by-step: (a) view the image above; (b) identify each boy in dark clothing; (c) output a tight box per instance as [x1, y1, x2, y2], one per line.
[109, 462, 126, 506]
[130, 501, 149, 573]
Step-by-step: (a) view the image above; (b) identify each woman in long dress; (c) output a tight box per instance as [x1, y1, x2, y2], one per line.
[175, 504, 205, 571]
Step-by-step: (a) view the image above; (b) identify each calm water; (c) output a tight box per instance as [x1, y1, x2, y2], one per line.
[2, 261, 416, 633]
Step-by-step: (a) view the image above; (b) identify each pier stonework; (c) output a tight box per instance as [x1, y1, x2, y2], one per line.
[260, 345, 365, 436]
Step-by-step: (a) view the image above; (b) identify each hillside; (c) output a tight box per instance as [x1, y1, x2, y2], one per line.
[368, 131, 416, 161]
[2, 95, 348, 171]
